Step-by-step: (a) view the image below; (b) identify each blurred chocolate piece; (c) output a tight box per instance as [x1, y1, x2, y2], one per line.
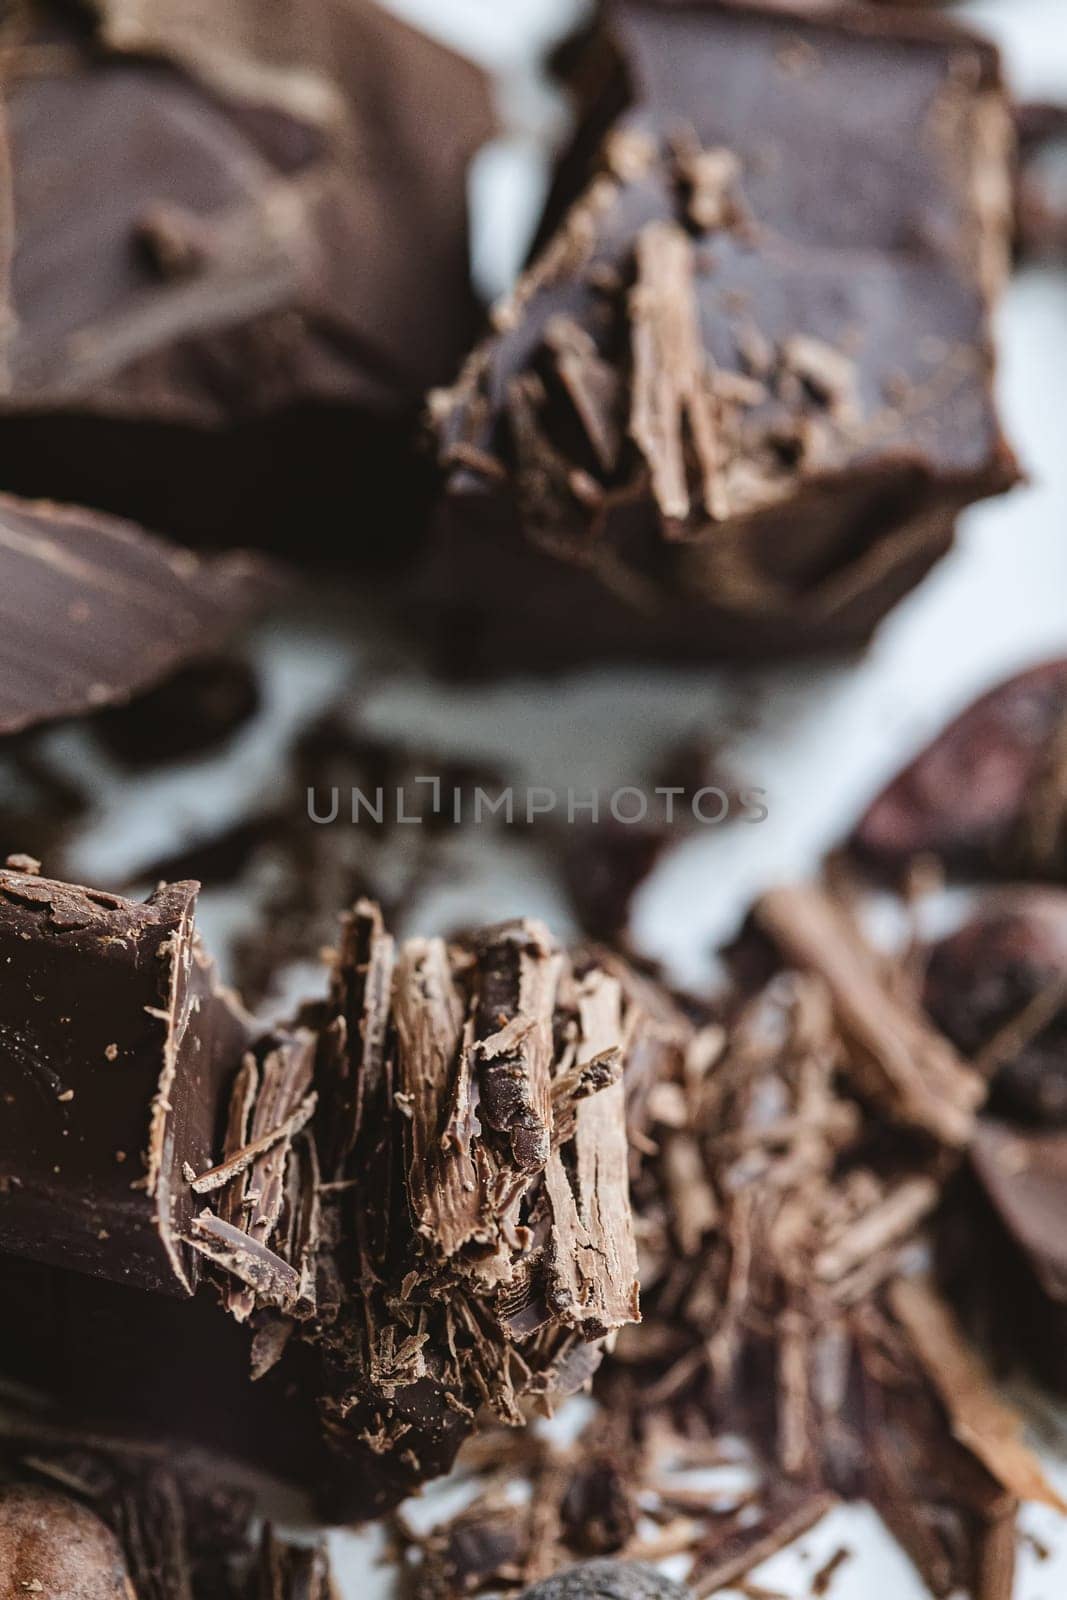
[1015, 101, 1067, 265]
[0, 1423, 335, 1598]
[755, 882, 984, 1146]
[853, 659, 1067, 880]
[423, 1, 1016, 673]
[94, 656, 261, 767]
[0, 493, 275, 738]
[0, 738, 86, 867]
[560, 822, 668, 945]
[925, 892, 1067, 1125]
[962, 1120, 1067, 1394]
[0, 0, 492, 558]
[0, 864, 250, 1295]
[545, 0, 1012, 260]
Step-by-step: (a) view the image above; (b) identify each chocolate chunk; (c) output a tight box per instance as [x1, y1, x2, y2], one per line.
[0, 1424, 335, 1598]
[924, 892, 1067, 1125]
[305, 907, 660, 1515]
[853, 659, 1067, 879]
[519, 1563, 689, 1600]
[421, 0, 1016, 674]
[559, 822, 668, 944]
[0, 864, 251, 1295]
[0, 739, 87, 869]
[93, 655, 261, 767]
[0, 0, 492, 558]
[960, 1119, 1067, 1394]
[1015, 101, 1067, 265]
[0, 889, 688, 1519]
[0, 492, 276, 739]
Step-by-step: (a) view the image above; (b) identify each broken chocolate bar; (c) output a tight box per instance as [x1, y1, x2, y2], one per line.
[0, 893, 688, 1519]
[0, 1420, 335, 1598]
[924, 891, 1067, 1125]
[947, 1119, 1067, 1398]
[422, 0, 1017, 673]
[0, 862, 251, 1295]
[0, 0, 492, 557]
[0, 493, 276, 738]
[853, 659, 1067, 879]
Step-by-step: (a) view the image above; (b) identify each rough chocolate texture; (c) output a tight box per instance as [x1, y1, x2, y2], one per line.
[0, 494, 276, 738]
[0, 893, 686, 1519]
[0, 1423, 335, 1598]
[0, 0, 492, 557]
[0, 864, 251, 1295]
[422, 0, 1016, 674]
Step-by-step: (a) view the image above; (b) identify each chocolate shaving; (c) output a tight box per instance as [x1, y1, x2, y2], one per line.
[629, 221, 726, 527]
[755, 884, 983, 1145]
[888, 1277, 1066, 1513]
[188, 1091, 316, 1194]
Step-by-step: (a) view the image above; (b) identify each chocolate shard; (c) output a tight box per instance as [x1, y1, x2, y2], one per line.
[689, 1487, 837, 1596]
[924, 890, 1067, 1125]
[300, 910, 658, 1514]
[0, 1421, 336, 1599]
[754, 883, 984, 1146]
[853, 659, 1067, 880]
[0, 493, 277, 738]
[888, 1277, 1066, 1513]
[946, 1117, 1067, 1395]
[0, 863, 251, 1295]
[421, 0, 1017, 675]
[0, 0, 492, 558]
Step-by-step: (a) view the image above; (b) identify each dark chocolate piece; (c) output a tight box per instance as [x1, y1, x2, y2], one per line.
[0, 863, 251, 1295]
[93, 655, 261, 767]
[0, 492, 276, 738]
[0, 0, 492, 558]
[0, 893, 688, 1519]
[0, 738, 86, 869]
[422, 0, 1016, 674]
[924, 891, 1067, 1125]
[961, 1119, 1067, 1394]
[0, 1422, 335, 1599]
[853, 659, 1067, 880]
[1015, 101, 1067, 265]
